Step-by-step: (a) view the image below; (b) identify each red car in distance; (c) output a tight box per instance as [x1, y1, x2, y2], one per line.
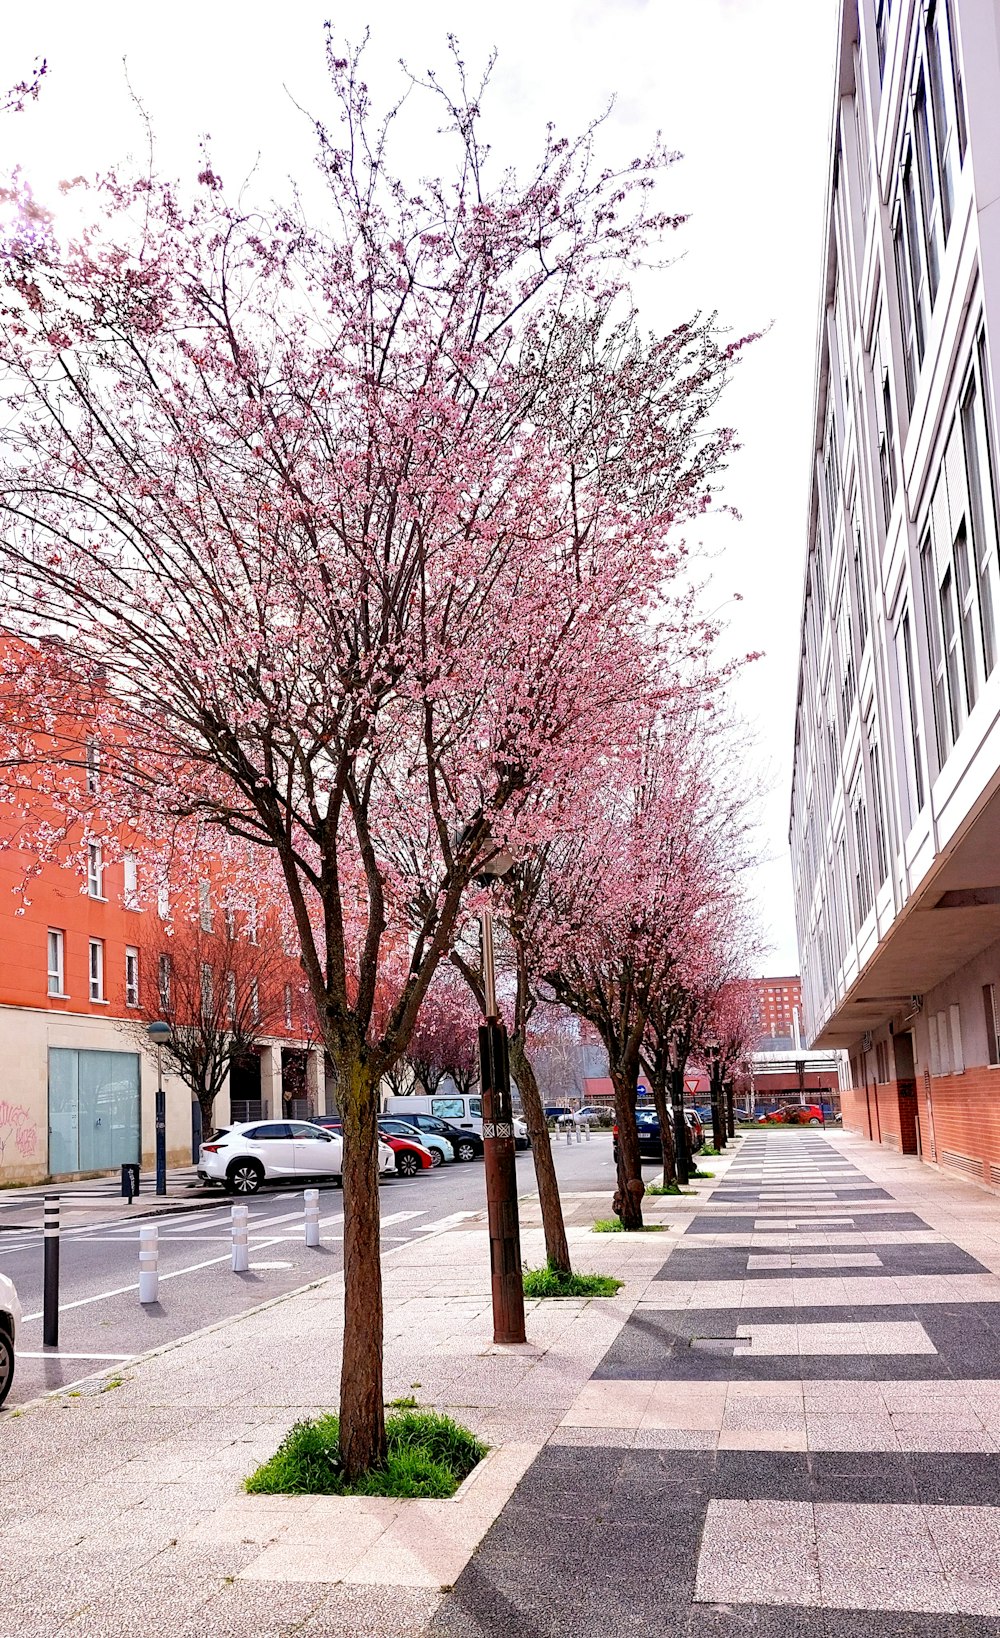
[758, 1105, 825, 1126]
[310, 1117, 434, 1177]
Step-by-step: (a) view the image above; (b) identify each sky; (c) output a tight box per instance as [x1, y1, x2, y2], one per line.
[5, 0, 840, 974]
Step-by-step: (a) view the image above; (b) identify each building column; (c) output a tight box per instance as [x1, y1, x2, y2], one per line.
[259, 1043, 283, 1120]
[308, 1048, 326, 1115]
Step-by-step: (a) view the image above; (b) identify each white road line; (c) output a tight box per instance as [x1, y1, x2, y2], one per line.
[379, 1211, 426, 1227]
[17, 1351, 135, 1361]
[412, 1211, 479, 1233]
[19, 1235, 291, 1321]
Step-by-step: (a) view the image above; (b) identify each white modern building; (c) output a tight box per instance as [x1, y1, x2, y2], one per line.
[790, 0, 1000, 1179]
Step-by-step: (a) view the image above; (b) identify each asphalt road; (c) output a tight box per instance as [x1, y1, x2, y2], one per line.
[0, 1135, 616, 1408]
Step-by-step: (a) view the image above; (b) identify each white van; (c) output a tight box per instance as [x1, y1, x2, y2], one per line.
[383, 1093, 529, 1148]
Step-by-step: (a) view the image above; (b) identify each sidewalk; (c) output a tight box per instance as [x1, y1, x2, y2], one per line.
[0, 1150, 697, 1636]
[9, 1131, 1000, 1634]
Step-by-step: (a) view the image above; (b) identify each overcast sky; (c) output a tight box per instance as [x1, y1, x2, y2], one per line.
[6, 0, 840, 974]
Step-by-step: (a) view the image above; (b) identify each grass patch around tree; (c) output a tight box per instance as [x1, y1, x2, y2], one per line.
[522, 1260, 623, 1297]
[645, 1181, 696, 1196]
[592, 1218, 667, 1233]
[245, 1409, 487, 1499]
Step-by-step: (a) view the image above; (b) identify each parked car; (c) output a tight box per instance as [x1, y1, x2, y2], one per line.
[378, 1117, 453, 1166]
[197, 1120, 396, 1193]
[0, 1271, 20, 1408]
[377, 1132, 435, 1176]
[613, 1106, 704, 1163]
[390, 1110, 484, 1162]
[758, 1104, 825, 1126]
[383, 1093, 530, 1150]
[556, 1105, 607, 1127]
[544, 1105, 570, 1120]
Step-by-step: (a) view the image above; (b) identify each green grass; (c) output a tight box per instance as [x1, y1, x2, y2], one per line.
[645, 1182, 696, 1196]
[522, 1260, 623, 1297]
[691, 1168, 715, 1179]
[387, 1395, 419, 1409]
[592, 1218, 666, 1233]
[245, 1409, 487, 1499]
[699, 1145, 722, 1158]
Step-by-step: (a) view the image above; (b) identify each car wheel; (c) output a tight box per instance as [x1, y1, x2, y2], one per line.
[429, 1148, 443, 1167]
[0, 1330, 13, 1408]
[226, 1160, 264, 1194]
[457, 1141, 477, 1162]
[397, 1151, 420, 1177]
[808, 1117, 821, 1126]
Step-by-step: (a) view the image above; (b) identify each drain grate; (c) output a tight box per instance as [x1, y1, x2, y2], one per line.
[689, 1335, 745, 1354]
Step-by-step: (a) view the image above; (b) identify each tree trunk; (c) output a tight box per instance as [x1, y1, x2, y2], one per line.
[509, 1034, 571, 1274]
[611, 1065, 644, 1229]
[649, 1066, 676, 1187]
[337, 1051, 386, 1480]
[669, 1060, 690, 1186]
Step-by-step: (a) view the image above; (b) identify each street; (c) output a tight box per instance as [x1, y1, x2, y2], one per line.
[1, 1134, 616, 1407]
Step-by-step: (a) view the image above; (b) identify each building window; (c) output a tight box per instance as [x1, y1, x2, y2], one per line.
[199, 879, 212, 933]
[962, 348, 1000, 682]
[87, 842, 104, 899]
[224, 903, 237, 939]
[123, 851, 139, 910]
[926, 0, 955, 236]
[251, 979, 260, 1022]
[824, 414, 841, 546]
[125, 947, 139, 1008]
[284, 984, 293, 1030]
[894, 218, 919, 410]
[157, 884, 169, 920]
[200, 962, 213, 1019]
[949, 1002, 964, 1074]
[837, 585, 855, 721]
[89, 938, 105, 1002]
[921, 534, 950, 767]
[47, 929, 65, 997]
[866, 717, 890, 887]
[226, 969, 237, 1023]
[85, 736, 100, 794]
[852, 778, 874, 925]
[870, 304, 898, 528]
[247, 902, 258, 946]
[984, 985, 1000, 1067]
[158, 953, 171, 1012]
[944, 0, 967, 159]
[913, 74, 940, 303]
[875, 0, 891, 76]
[895, 607, 926, 821]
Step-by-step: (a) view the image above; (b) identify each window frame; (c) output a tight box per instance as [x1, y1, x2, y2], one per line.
[47, 928, 66, 997]
[125, 946, 139, 1009]
[89, 937, 105, 1003]
[87, 841, 105, 900]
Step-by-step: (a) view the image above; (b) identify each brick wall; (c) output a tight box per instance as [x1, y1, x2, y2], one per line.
[916, 1065, 1000, 1187]
[841, 1080, 902, 1146]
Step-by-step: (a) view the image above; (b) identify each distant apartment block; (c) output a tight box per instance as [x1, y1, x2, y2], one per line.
[756, 975, 803, 1046]
[790, 0, 1000, 1178]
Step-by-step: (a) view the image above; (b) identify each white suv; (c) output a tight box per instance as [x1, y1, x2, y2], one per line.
[0, 1270, 21, 1409]
[198, 1120, 397, 1195]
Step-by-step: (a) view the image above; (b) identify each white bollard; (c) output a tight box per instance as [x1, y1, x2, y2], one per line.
[231, 1203, 249, 1272]
[584, 1121, 591, 1141]
[138, 1223, 159, 1304]
[304, 1187, 320, 1248]
[565, 1124, 573, 1145]
[575, 1123, 582, 1144]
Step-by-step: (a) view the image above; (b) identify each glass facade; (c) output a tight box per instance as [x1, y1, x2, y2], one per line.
[48, 1047, 140, 1175]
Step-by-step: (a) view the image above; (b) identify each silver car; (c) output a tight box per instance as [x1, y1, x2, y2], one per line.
[0, 1270, 21, 1408]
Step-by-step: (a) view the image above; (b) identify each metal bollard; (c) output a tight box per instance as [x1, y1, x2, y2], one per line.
[304, 1187, 320, 1247]
[138, 1223, 159, 1304]
[43, 1195, 59, 1348]
[584, 1121, 591, 1141]
[565, 1124, 572, 1145]
[575, 1123, 582, 1144]
[231, 1202, 249, 1272]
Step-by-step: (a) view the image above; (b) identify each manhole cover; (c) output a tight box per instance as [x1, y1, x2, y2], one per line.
[689, 1336, 745, 1353]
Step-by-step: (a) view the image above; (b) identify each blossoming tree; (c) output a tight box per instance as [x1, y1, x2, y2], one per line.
[0, 41, 744, 1473]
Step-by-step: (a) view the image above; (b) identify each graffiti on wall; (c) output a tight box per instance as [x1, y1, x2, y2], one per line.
[0, 1101, 38, 1167]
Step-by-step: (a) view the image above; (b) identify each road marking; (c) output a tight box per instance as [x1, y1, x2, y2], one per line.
[18, 1239, 287, 1321]
[16, 1351, 135, 1361]
[379, 1211, 426, 1227]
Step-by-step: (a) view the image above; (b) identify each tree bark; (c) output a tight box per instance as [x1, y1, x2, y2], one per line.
[649, 1063, 676, 1187]
[337, 1051, 386, 1479]
[611, 1065, 644, 1229]
[670, 1060, 690, 1186]
[509, 1034, 571, 1274]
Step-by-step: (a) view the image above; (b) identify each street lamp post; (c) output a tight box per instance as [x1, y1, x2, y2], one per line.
[147, 1021, 171, 1197]
[705, 1039, 725, 1153]
[474, 842, 526, 1347]
[668, 1031, 689, 1188]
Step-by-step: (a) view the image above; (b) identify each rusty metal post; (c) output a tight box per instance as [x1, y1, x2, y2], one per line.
[479, 906, 525, 1345]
